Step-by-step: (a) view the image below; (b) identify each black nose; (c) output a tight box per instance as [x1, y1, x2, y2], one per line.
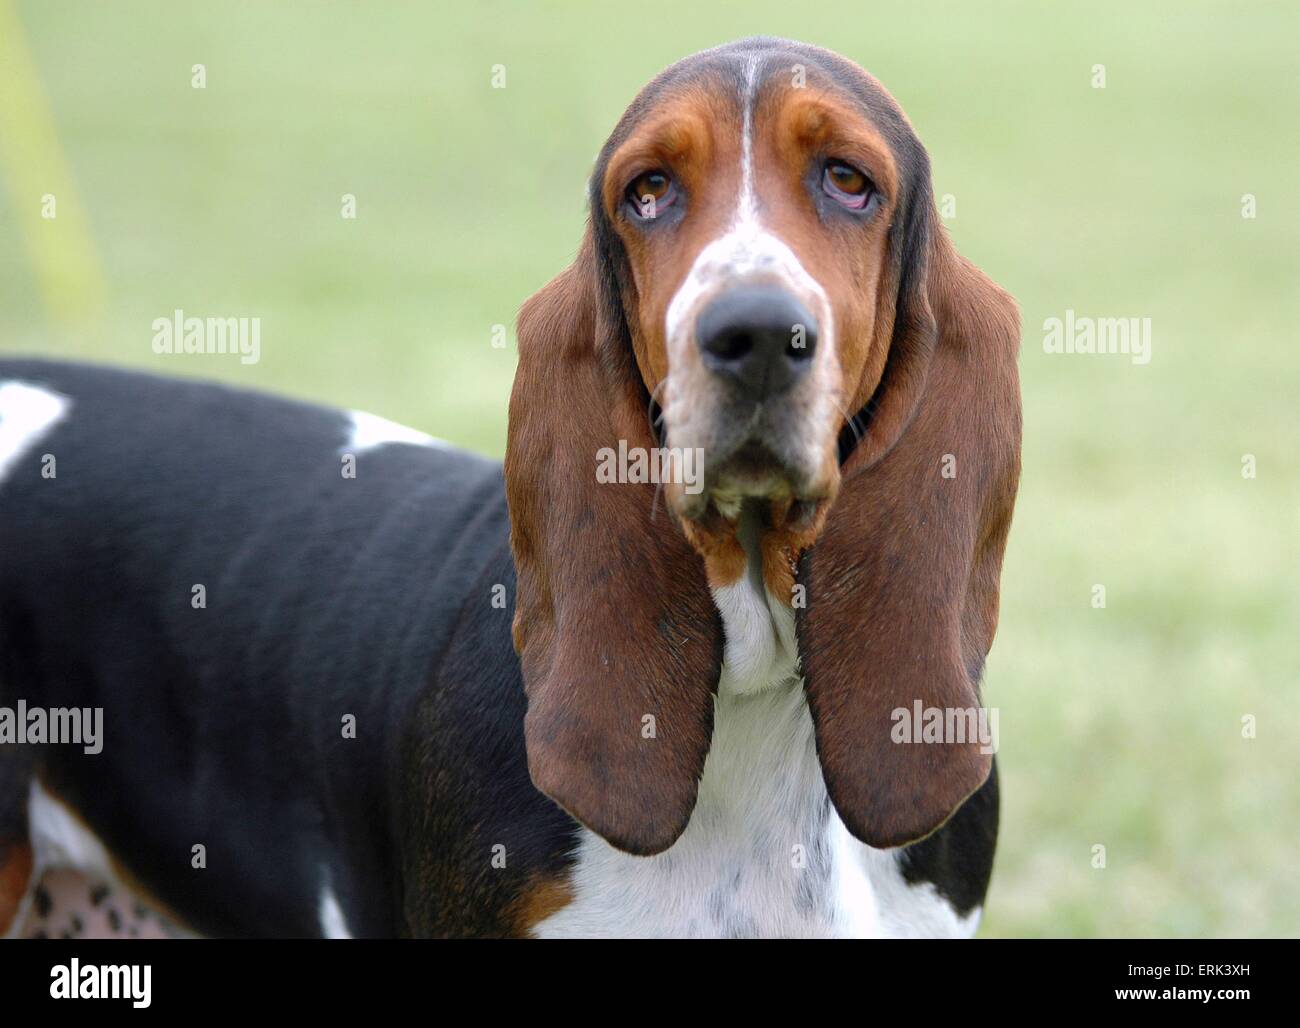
[695, 286, 818, 398]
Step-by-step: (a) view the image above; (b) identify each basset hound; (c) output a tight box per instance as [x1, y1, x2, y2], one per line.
[0, 37, 1020, 939]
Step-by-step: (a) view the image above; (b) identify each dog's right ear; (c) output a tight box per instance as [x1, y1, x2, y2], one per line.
[505, 230, 722, 857]
[797, 188, 1022, 850]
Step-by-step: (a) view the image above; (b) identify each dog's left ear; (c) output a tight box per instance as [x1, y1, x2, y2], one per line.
[506, 231, 723, 856]
[797, 156, 1022, 849]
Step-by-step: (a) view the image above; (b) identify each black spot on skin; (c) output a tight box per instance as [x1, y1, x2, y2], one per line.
[133, 902, 148, 919]
[71, 915, 84, 932]
[33, 885, 52, 917]
[61, 930, 74, 939]
[90, 884, 110, 906]
[107, 908, 122, 931]
[32, 930, 47, 939]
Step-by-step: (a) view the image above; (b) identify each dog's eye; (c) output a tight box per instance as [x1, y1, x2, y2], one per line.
[627, 171, 676, 218]
[822, 160, 871, 209]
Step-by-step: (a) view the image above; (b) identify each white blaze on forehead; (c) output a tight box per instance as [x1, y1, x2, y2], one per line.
[738, 54, 761, 224]
[663, 54, 834, 363]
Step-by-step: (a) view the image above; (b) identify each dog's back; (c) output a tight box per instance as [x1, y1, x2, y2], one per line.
[0, 359, 573, 937]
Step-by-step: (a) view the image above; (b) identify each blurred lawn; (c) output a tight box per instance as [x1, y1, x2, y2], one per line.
[1, 1, 1296, 937]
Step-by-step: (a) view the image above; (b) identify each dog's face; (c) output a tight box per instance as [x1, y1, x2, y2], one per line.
[595, 44, 919, 552]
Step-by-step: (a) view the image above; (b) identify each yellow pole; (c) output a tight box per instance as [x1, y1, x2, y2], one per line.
[0, 0, 105, 332]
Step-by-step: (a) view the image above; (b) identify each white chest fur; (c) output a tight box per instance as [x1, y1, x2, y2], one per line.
[533, 553, 980, 939]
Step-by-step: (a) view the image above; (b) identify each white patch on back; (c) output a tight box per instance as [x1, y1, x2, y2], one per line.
[0, 380, 70, 486]
[13, 781, 199, 941]
[318, 880, 353, 939]
[8, 780, 119, 939]
[343, 409, 447, 453]
[27, 780, 116, 883]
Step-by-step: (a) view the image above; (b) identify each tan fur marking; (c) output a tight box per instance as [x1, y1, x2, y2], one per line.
[514, 875, 575, 936]
[603, 81, 743, 394]
[0, 841, 34, 934]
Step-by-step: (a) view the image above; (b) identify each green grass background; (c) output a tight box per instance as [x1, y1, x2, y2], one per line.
[1, 1, 1296, 937]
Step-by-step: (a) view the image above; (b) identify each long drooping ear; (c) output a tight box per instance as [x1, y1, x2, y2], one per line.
[797, 170, 1022, 849]
[505, 231, 723, 856]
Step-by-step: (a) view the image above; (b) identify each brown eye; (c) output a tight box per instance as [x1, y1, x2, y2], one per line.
[823, 160, 871, 209]
[627, 170, 676, 217]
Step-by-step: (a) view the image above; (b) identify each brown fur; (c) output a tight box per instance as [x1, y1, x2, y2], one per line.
[511, 875, 575, 935]
[0, 840, 33, 935]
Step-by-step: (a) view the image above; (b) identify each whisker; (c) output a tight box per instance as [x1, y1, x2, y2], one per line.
[645, 377, 669, 442]
[645, 378, 670, 520]
[830, 392, 865, 446]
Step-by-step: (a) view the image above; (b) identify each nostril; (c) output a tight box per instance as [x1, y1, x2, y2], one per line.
[707, 329, 754, 363]
[785, 323, 817, 362]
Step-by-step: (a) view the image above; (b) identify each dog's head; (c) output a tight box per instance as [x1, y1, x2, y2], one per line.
[595, 43, 927, 539]
[506, 39, 1021, 855]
